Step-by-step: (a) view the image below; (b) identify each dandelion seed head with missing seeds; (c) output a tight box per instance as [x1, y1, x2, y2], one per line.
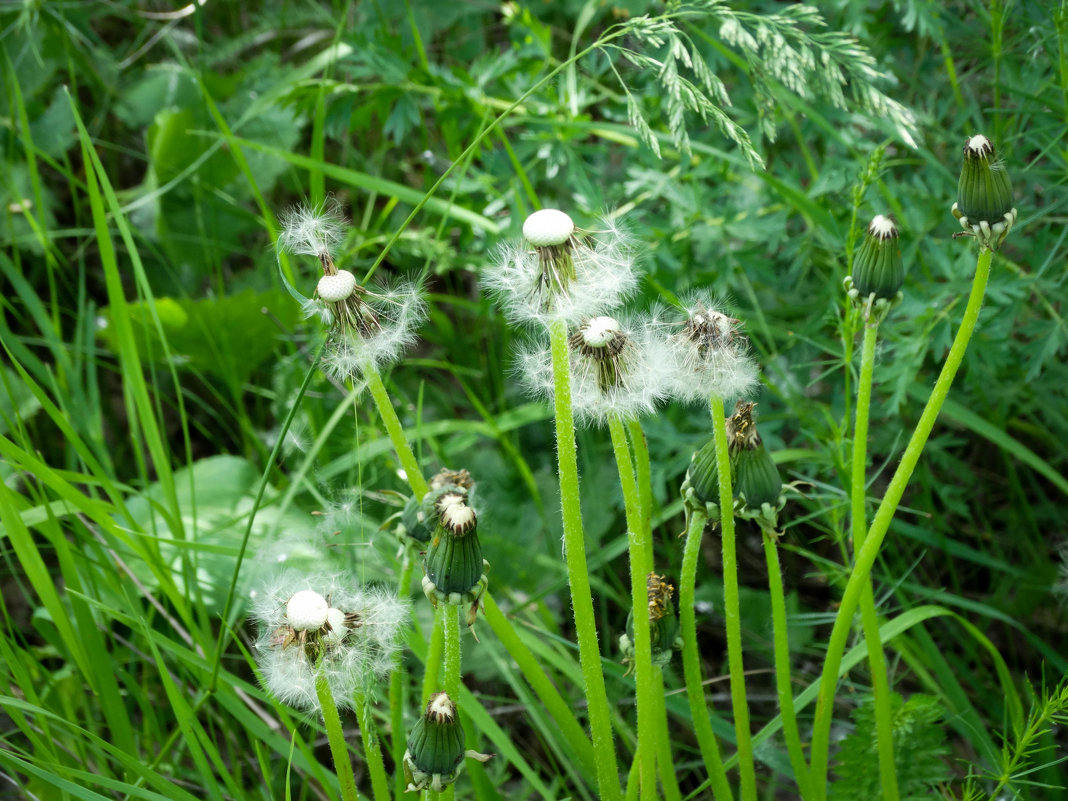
[276, 201, 427, 383]
[515, 313, 674, 426]
[484, 211, 639, 329]
[252, 570, 410, 714]
[659, 292, 759, 404]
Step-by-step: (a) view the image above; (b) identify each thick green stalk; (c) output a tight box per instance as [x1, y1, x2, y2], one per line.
[549, 317, 622, 801]
[439, 605, 462, 801]
[422, 605, 445, 705]
[678, 507, 734, 801]
[316, 674, 360, 801]
[609, 415, 656, 801]
[809, 247, 994, 798]
[652, 666, 683, 801]
[355, 694, 391, 801]
[851, 322, 899, 801]
[364, 361, 430, 500]
[761, 529, 814, 800]
[711, 395, 757, 801]
[626, 418, 654, 552]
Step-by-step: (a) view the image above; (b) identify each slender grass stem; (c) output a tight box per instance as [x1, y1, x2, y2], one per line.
[316, 673, 360, 801]
[711, 395, 757, 801]
[609, 415, 656, 800]
[679, 507, 734, 801]
[391, 555, 416, 801]
[364, 361, 429, 500]
[761, 528, 814, 800]
[851, 322, 899, 801]
[549, 318, 622, 801]
[809, 247, 994, 799]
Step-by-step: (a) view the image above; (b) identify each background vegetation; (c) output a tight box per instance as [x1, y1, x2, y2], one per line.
[1, 0, 1066, 798]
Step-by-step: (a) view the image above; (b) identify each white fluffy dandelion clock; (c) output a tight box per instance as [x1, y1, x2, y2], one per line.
[252, 572, 410, 713]
[485, 210, 639, 328]
[517, 313, 673, 426]
[275, 201, 427, 384]
[661, 294, 759, 405]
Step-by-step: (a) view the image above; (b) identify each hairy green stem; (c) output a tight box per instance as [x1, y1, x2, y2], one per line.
[609, 415, 656, 800]
[422, 605, 445, 705]
[652, 665, 683, 801]
[355, 694, 390, 801]
[549, 318, 622, 801]
[626, 418, 654, 550]
[809, 247, 994, 798]
[316, 673, 360, 801]
[439, 605, 461, 801]
[365, 362, 430, 500]
[851, 322, 899, 801]
[711, 395, 757, 801]
[679, 507, 734, 801]
[761, 528, 814, 799]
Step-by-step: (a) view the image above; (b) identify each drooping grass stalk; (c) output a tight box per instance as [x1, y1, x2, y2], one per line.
[316, 673, 360, 801]
[809, 247, 994, 799]
[355, 693, 390, 801]
[678, 507, 734, 801]
[608, 415, 656, 800]
[364, 361, 430, 500]
[482, 593, 598, 779]
[710, 395, 757, 801]
[760, 528, 814, 800]
[851, 321, 899, 801]
[548, 317, 622, 801]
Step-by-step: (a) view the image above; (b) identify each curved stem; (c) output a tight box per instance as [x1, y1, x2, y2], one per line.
[679, 507, 734, 801]
[852, 322, 899, 801]
[609, 415, 656, 800]
[711, 395, 757, 801]
[761, 528, 814, 800]
[549, 318, 622, 801]
[316, 673, 360, 801]
[364, 362, 429, 500]
[809, 247, 994, 798]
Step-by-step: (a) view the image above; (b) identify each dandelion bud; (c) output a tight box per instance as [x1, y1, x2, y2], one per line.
[421, 492, 489, 629]
[286, 590, 329, 631]
[951, 134, 1017, 250]
[681, 436, 721, 520]
[726, 402, 785, 526]
[620, 573, 683, 672]
[847, 215, 903, 303]
[403, 693, 493, 792]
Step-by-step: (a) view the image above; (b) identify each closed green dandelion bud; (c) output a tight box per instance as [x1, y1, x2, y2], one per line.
[733, 442, 782, 509]
[403, 693, 466, 791]
[682, 436, 719, 505]
[726, 402, 785, 528]
[421, 491, 489, 629]
[951, 134, 1017, 250]
[851, 215, 903, 301]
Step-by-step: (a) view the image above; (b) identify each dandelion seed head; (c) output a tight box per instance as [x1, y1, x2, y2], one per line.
[277, 199, 345, 258]
[484, 216, 639, 328]
[660, 293, 760, 404]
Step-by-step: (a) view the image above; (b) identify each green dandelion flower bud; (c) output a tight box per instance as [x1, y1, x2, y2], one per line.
[403, 693, 473, 792]
[620, 573, 683, 673]
[421, 491, 489, 628]
[951, 134, 1017, 250]
[733, 442, 782, 509]
[681, 436, 721, 520]
[849, 215, 903, 302]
